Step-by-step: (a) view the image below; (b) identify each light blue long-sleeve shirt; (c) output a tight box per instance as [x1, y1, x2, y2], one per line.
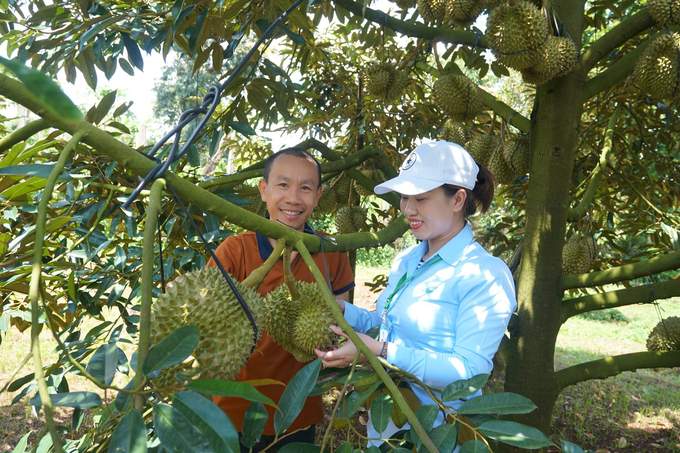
[344, 223, 517, 441]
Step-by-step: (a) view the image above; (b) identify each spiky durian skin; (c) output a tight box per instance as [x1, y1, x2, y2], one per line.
[262, 284, 300, 354]
[561, 237, 597, 276]
[503, 134, 530, 175]
[522, 36, 579, 85]
[331, 174, 351, 204]
[317, 183, 338, 213]
[438, 120, 471, 147]
[363, 62, 409, 102]
[467, 134, 501, 168]
[417, 0, 447, 22]
[486, 0, 549, 70]
[335, 205, 368, 233]
[633, 32, 680, 102]
[646, 316, 680, 351]
[353, 170, 378, 197]
[647, 0, 680, 25]
[292, 284, 336, 355]
[445, 0, 485, 27]
[433, 74, 484, 122]
[489, 144, 516, 185]
[150, 267, 264, 391]
[393, 0, 417, 8]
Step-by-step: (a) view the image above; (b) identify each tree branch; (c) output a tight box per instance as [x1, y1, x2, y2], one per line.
[559, 249, 680, 290]
[581, 9, 653, 72]
[0, 118, 50, 153]
[567, 104, 622, 221]
[555, 350, 680, 392]
[331, 0, 485, 47]
[561, 278, 680, 322]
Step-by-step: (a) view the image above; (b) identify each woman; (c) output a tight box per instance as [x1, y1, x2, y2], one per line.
[315, 140, 517, 442]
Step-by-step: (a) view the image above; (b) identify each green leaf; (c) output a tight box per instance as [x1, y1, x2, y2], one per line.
[370, 393, 393, 434]
[30, 391, 102, 409]
[336, 381, 382, 420]
[12, 432, 30, 453]
[121, 33, 144, 71]
[409, 405, 439, 450]
[172, 0, 184, 26]
[278, 444, 323, 453]
[172, 391, 239, 453]
[186, 144, 200, 167]
[109, 409, 148, 453]
[0, 164, 70, 180]
[114, 379, 135, 413]
[86, 343, 118, 386]
[153, 403, 212, 453]
[459, 440, 488, 453]
[277, 24, 306, 46]
[142, 325, 199, 376]
[93, 90, 117, 124]
[0, 57, 82, 120]
[441, 374, 489, 402]
[274, 358, 322, 435]
[241, 402, 267, 448]
[561, 440, 586, 453]
[335, 442, 352, 453]
[188, 9, 208, 55]
[226, 120, 257, 137]
[478, 420, 554, 449]
[185, 379, 275, 407]
[426, 423, 459, 453]
[457, 393, 536, 416]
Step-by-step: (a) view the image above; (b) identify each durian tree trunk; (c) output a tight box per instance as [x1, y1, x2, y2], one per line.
[503, 0, 587, 440]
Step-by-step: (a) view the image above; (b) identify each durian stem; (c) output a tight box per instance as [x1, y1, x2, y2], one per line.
[293, 240, 439, 453]
[320, 351, 362, 452]
[134, 177, 167, 412]
[29, 131, 84, 453]
[432, 39, 444, 74]
[283, 245, 300, 300]
[242, 238, 285, 289]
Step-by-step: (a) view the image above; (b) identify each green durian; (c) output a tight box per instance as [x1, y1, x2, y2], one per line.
[646, 316, 680, 351]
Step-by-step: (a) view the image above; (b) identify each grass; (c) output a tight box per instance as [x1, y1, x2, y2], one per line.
[2, 272, 679, 452]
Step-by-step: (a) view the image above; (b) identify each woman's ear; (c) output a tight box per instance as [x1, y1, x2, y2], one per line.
[452, 188, 467, 213]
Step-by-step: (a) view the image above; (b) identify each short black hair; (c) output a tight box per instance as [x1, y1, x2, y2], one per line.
[262, 147, 321, 188]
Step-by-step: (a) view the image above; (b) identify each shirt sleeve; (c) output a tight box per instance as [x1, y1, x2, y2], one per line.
[206, 235, 247, 281]
[387, 258, 517, 391]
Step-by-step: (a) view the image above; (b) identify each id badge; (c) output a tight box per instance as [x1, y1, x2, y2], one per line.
[379, 309, 389, 342]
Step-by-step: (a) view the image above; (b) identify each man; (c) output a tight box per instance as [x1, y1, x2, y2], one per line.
[208, 147, 354, 452]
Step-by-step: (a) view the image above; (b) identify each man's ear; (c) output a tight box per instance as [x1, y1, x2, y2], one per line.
[258, 179, 267, 201]
[315, 185, 323, 205]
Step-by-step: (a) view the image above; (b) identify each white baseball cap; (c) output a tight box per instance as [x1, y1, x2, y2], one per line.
[374, 141, 479, 195]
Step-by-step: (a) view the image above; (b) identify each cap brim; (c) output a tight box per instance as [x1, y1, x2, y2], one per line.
[374, 176, 443, 195]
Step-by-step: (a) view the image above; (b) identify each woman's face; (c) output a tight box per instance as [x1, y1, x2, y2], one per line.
[400, 187, 466, 249]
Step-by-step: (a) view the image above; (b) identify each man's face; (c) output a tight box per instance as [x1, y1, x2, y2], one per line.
[258, 154, 322, 230]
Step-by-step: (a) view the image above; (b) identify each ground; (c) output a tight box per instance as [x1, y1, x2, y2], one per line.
[1, 266, 679, 452]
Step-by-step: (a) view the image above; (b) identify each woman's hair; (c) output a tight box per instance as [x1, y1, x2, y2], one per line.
[441, 165, 496, 216]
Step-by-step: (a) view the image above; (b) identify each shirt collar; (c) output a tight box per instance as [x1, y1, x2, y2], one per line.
[408, 223, 474, 269]
[256, 223, 316, 260]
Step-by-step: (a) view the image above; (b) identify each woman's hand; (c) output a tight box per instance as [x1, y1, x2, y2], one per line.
[315, 325, 382, 368]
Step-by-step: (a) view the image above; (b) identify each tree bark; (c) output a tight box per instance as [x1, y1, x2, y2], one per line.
[504, 1, 587, 442]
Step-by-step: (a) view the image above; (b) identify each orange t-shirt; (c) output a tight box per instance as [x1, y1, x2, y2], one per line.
[207, 229, 354, 435]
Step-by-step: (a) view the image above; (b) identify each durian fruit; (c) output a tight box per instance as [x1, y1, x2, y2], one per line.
[445, 0, 485, 28]
[363, 61, 409, 102]
[331, 174, 352, 204]
[503, 133, 530, 175]
[335, 206, 368, 234]
[391, 0, 417, 9]
[417, 0, 447, 22]
[489, 144, 515, 185]
[647, 0, 680, 25]
[646, 316, 680, 351]
[632, 32, 680, 102]
[467, 134, 501, 168]
[264, 282, 337, 362]
[432, 74, 484, 122]
[522, 36, 579, 85]
[486, 0, 549, 70]
[317, 183, 338, 213]
[150, 267, 264, 391]
[353, 169, 379, 197]
[561, 236, 597, 276]
[438, 119, 471, 147]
